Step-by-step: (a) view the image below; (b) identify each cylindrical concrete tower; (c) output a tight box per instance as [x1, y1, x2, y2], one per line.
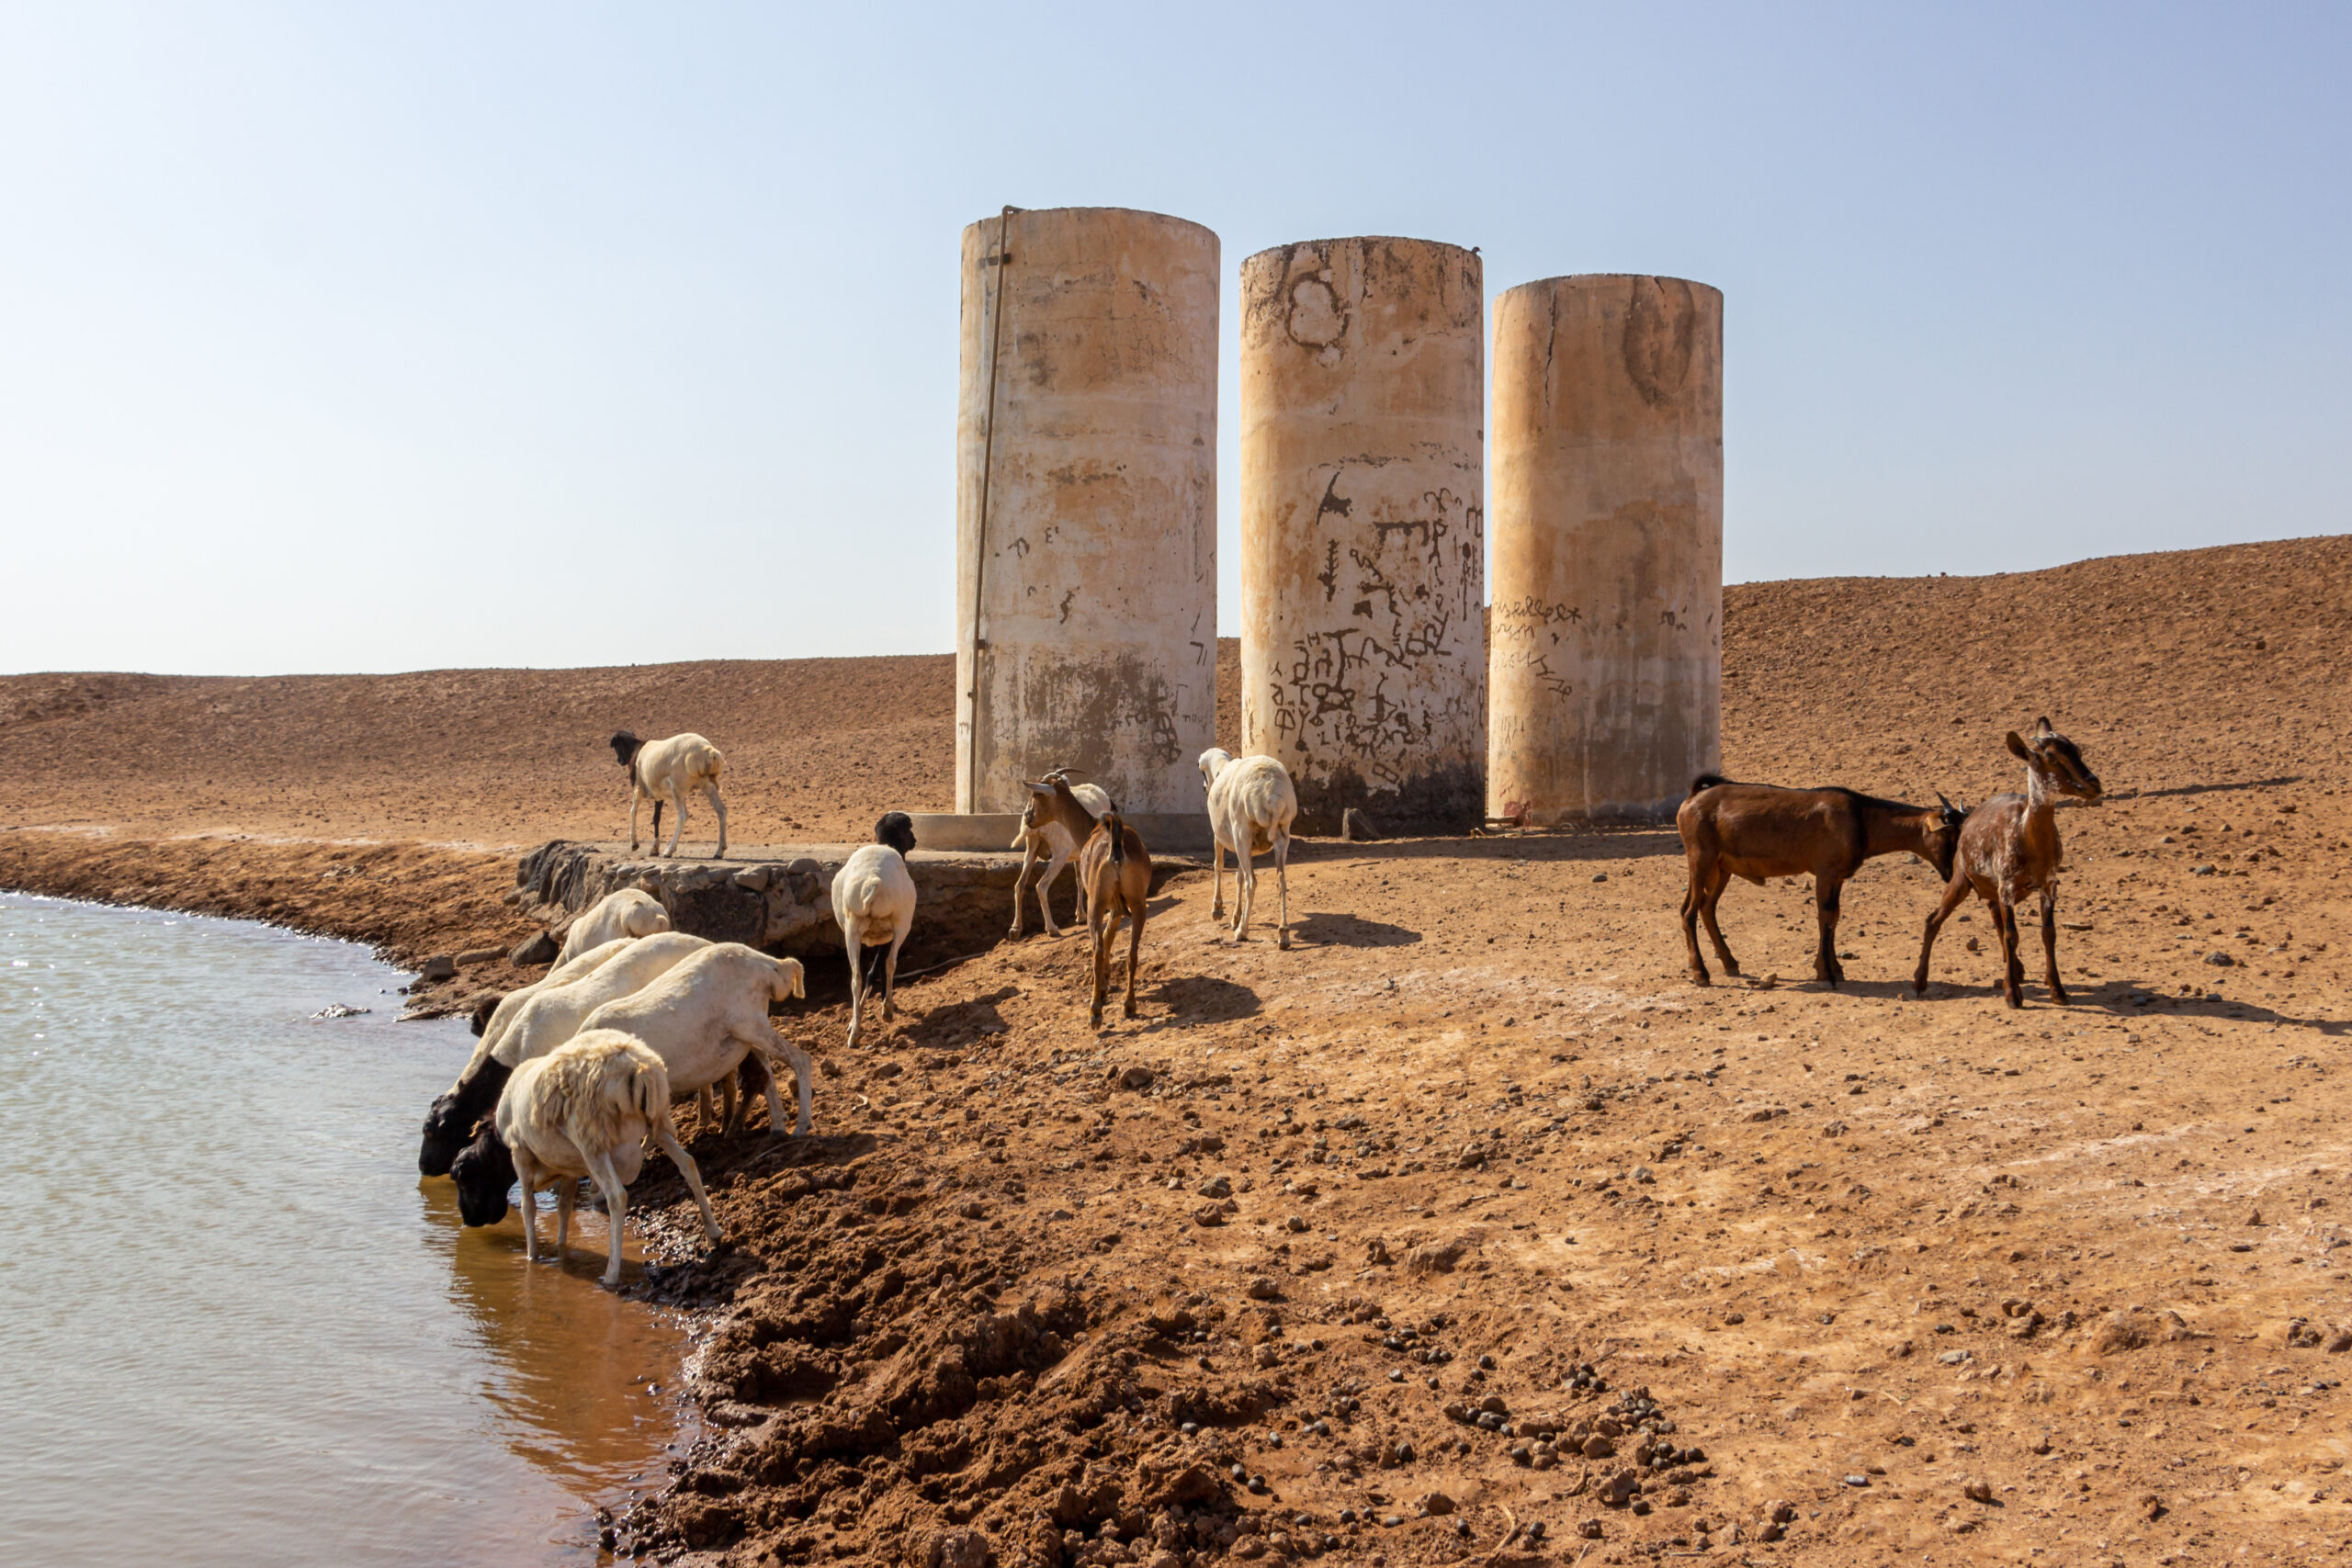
[1238, 236, 1486, 834]
[1487, 274, 1723, 823]
[956, 208, 1219, 815]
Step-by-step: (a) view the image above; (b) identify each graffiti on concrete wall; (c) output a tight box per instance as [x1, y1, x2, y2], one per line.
[1268, 469, 1483, 795]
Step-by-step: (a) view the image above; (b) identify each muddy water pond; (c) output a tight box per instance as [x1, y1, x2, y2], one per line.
[0, 894, 696, 1564]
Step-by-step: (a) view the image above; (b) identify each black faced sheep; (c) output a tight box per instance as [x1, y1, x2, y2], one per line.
[449, 1029, 721, 1288]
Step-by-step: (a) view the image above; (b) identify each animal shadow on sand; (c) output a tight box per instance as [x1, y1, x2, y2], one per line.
[1861, 975, 2345, 1034]
[1128, 976, 1261, 1033]
[1291, 911, 1422, 949]
[902, 987, 1020, 1048]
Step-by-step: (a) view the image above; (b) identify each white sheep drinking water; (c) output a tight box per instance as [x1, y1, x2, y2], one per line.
[494, 931, 709, 1068]
[423, 935, 639, 1177]
[578, 942, 814, 1136]
[1009, 778, 1112, 939]
[553, 886, 672, 968]
[1199, 748, 1298, 949]
[449, 1029, 722, 1288]
[609, 730, 729, 859]
[833, 813, 917, 1049]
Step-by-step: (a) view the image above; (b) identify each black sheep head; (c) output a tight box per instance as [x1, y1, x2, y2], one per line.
[417, 1058, 511, 1178]
[449, 1123, 517, 1227]
[875, 810, 917, 856]
[468, 994, 503, 1038]
[608, 730, 643, 771]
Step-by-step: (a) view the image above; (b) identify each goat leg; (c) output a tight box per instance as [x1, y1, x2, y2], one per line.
[2040, 886, 2068, 1005]
[1679, 861, 1713, 984]
[1274, 831, 1292, 952]
[517, 1164, 540, 1263]
[1913, 875, 1971, 994]
[1232, 850, 1254, 943]
[1996, 897, 2025, 1008]
[1088, 899, 1111, 1029]
[1697, 863, 1739, 979]
[653, 1114, 723, 1247]
[718, 1069, 742, 1136]
[583, 1147, 629, 1288]
[1814, 882, 1845, 987]
[843, 919, 866, 1049]
[881, 929, 903, 1021]
[1010, 850, 1036, 939]
[1125, 897, 1143, 1019]
[745, 1029, 815, 1137]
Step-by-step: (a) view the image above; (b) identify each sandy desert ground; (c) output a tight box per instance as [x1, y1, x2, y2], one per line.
[4, 535, 2348, 1568]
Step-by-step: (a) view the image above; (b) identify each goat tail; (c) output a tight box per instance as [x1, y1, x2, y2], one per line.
[1105, 808, 1127, 867]
[1690, 773, 1729, 795]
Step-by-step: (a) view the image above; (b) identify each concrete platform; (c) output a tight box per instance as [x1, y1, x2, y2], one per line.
[907, 810, 1213, 854]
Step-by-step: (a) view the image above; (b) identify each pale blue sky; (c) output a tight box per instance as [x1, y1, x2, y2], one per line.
[4, 3, 2345, 674]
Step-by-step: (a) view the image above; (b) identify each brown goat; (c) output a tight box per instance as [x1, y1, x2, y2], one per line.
[1041, 775, 1150, 1028]
[1678, 774, 1967, 988]
[1914, 718, 2104, 1008]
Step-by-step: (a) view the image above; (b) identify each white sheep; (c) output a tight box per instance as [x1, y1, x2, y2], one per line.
[610, 731, 728, 859]
[1009, 778, 1112, 939]
[553, 886, 673, 968]
[494, 931, 710, 1069]
[579, 942, 814, 1136]
[1199, 748, 1298, 950]
[423, 935, 638, 1177]
[450, 1029, 721, 1288]
[833, 813, 917, 1049]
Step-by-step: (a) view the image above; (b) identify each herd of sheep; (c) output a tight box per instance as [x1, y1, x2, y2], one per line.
[421, 716, 2095, 1289]
[415, 733, 1302, 1287]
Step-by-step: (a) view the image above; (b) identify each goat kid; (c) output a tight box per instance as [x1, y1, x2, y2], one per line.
[1915, 718, 2104, 1008]
[450, 1030, 721, 1288]
[1678, 775, 1966, 988]
[610, 730, 728, 859]
[835, 812, 918, 1048]
[553, 886, 672, 968]
[1049, 776, 1150, 1028]
[1010, 777, 1112, 939]
[1199, 749, 1297, 949]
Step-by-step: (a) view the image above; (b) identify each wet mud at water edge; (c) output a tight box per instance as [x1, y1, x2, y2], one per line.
[0, 894, 697, 1566]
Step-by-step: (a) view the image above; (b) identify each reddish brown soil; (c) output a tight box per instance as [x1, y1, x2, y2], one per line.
[5, 536, 2351, 1567]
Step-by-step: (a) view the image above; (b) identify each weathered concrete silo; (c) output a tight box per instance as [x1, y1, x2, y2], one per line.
[1238, 237, 1486, 833]
[955, 207, 1219, 817]
[1487, 275, 1724, 823]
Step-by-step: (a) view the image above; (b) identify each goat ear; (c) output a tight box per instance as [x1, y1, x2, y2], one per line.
[2034, 716, 2054, 735]
[2006, 730, 2031, 759]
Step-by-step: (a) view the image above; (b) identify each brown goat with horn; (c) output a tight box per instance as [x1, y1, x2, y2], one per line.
[1677, 774, 1967, 988]
[1028, 773, 1152, 1028]
[1914, 717, 2104, 1008]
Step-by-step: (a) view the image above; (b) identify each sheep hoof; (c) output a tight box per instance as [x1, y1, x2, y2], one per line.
[1278, 933, 1290, 951]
